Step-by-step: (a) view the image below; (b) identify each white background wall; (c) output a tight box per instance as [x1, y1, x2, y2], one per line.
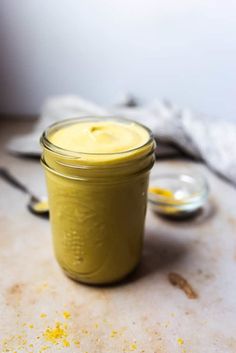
[1, 0, 236, 120]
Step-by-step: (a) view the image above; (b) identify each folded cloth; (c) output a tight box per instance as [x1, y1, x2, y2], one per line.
[7, 95, 236, 185]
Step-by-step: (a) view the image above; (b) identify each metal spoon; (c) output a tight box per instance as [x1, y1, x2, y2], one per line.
[0, 167, 49, 217]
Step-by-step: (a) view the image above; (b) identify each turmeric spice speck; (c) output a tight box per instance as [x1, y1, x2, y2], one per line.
[40, 313, 47, 318]
[63, 311, 71, 319]
[177, 338, 184, 345]
[73, 339, 80, 347]
[130, 343, 137, 351]
[110, 330, 118, 338]
[63, 339, 70, 347]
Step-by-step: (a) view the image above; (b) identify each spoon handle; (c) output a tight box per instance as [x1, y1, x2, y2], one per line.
[0, 167, 29, 194]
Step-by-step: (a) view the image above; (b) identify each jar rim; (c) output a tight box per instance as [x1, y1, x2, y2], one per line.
[40, 116, 155, 158]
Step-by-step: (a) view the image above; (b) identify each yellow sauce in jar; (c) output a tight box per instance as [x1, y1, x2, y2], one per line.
[41, 118, 155, 284]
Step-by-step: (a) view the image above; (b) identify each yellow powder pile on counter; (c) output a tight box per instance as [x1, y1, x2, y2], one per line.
[1, 308, 146, 352]
[43, 322, 68, 344]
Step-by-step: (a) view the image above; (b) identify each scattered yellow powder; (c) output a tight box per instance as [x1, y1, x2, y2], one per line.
[130, 343, 137, 351]
[74, 339, 80, 347]
[37, 282, 48, 293]
[94, 323, 99, 329]
[43, 322, 67, 344]
[110, 330, 118, 338]
[29, 344, 34, 348]
[28, 324, 34, 329]
[63, 311, 71, 319]
[177, 338, 184, 345]
[81, 328, 89, 335]
[63, 339, 70, 347]
[40, 313, 47, 318]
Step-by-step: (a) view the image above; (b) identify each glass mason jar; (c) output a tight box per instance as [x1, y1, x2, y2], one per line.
[41, 117, 156, 284]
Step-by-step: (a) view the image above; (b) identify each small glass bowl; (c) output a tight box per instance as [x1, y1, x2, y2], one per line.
[148, 173, 209, 218]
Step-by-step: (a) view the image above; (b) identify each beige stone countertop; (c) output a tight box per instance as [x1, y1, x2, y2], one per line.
[0, 119, 235, 353]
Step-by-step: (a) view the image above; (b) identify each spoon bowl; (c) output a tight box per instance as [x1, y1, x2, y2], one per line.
[0, 167, 49, 218]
